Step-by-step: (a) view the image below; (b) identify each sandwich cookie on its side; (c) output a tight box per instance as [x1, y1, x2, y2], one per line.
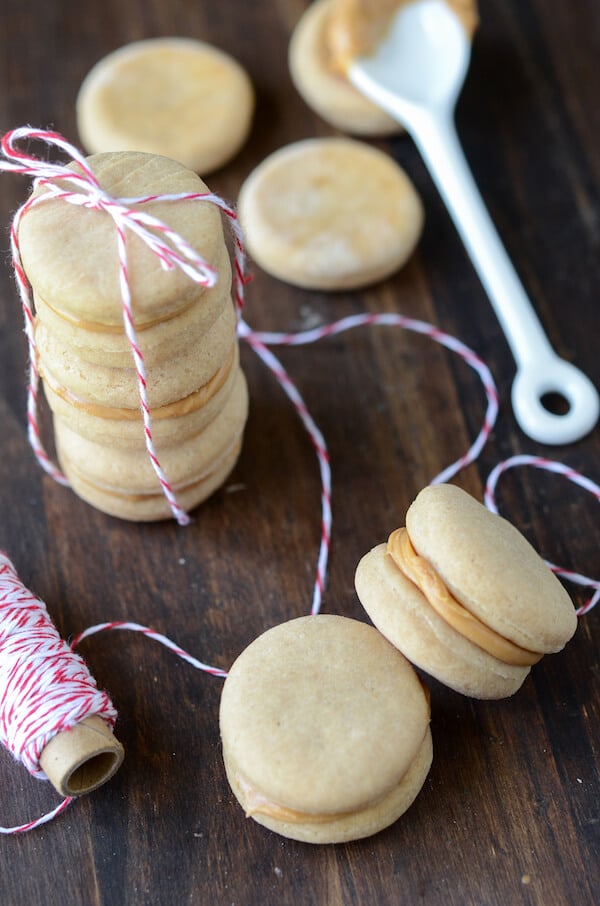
[355, 484, 578, 699]
[219, 614, 432, 844]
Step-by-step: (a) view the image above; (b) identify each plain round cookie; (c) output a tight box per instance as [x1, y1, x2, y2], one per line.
[237, 137, 424, 290]
[355, 484, 578, 699]
[288, 0, 401, 135]
[219, 614, 432, 844]
[76, 38, 254, 174]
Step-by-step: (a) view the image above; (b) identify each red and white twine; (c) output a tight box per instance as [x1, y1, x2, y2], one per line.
[485, 454, 600, 615]
[0, 551, 117, 833]
[0, 129, 597, 834]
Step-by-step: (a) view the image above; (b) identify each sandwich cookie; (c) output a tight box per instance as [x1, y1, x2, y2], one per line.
[18, 151, 225, 326]
[61, 438, 243, 523]
[17, 149, 248, 520]
[54, 368, 248, 493]
[76, 38, 255, 175]
[31, 245, 233, 369]
[355, 484, 578, 699]
[40, 344, 241, 450]
[34, 300, 237, 410]
[238, 137, 423, 290]
[219, 614, 432, 844]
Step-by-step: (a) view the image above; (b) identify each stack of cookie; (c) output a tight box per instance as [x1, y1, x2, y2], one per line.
[18, 150, 248, 521]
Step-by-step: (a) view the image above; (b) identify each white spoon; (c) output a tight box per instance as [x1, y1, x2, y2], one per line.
[349, 0, 599, 444]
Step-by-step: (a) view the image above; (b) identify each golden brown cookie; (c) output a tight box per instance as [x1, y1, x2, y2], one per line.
[18, 151, 225, 326]
[54, 368, 248, 494]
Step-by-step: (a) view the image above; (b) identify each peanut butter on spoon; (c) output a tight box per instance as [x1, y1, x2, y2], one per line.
[326, 0, 478, 73]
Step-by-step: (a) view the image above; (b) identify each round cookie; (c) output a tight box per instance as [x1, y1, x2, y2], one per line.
[76, 38, 254, 174]
[237, 137, 423, 290]
[289, 0, 401, 135]
[35, 300, 237, 410]
[18, 150, 225, 326]
[32, 244, 233, 369]
[355, 484, 578, 699]
[219, 614, 432, 844]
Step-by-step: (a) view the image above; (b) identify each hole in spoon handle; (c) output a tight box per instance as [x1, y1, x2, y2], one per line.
[511, 360, 599, 444]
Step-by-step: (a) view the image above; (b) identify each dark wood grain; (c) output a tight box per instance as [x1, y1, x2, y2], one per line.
[1, 1, 598, 904]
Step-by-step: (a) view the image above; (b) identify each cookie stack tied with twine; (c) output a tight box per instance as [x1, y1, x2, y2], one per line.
[15, 142, 248, 522]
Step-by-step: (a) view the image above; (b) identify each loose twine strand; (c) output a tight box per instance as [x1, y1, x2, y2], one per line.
[0, 129, 597, 834]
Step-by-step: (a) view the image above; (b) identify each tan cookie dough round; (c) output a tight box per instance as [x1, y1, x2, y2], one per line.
[18, 150, 225, 326]
[237, 136, 423, 290]
[220, 614, 432, 844]
[76, 38, 254, 174]
[355, 484, 577, 699]
[289, 0, 401, 135]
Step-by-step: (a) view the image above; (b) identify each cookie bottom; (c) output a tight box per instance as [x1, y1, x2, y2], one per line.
[59, 438, 243, 521]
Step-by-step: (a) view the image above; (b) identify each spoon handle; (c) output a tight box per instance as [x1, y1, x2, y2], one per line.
[400, 108, 598, 442]
[405, 108, 556, 367]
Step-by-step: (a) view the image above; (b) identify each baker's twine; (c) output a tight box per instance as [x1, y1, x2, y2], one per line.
[0, 129, 597, 834]
[484, 455, 600, 614]
[0, 551, 117, 833]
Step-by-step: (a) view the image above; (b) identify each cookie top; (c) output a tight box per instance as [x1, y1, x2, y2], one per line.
[219, 614, 430, 816]
[406, 484, 577, 653]
[76, 38, 254, 174]
[18, 150, 224, 326]
[237, 137, 423, 290]
[288, 0, 401, 135]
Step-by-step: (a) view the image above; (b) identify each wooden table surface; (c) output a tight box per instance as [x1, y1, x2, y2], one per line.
[0, 1, 598, 904]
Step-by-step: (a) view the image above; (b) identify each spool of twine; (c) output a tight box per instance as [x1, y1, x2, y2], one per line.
[0, 552, 123, 797]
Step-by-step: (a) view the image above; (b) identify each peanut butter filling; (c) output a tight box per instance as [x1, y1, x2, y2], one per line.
[386, 528, 542, 667]
[326, 0, 479, 74]
[40, 343, 236, 421]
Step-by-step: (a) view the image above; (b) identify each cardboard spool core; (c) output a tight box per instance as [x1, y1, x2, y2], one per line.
[39, 715, 124, 797]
